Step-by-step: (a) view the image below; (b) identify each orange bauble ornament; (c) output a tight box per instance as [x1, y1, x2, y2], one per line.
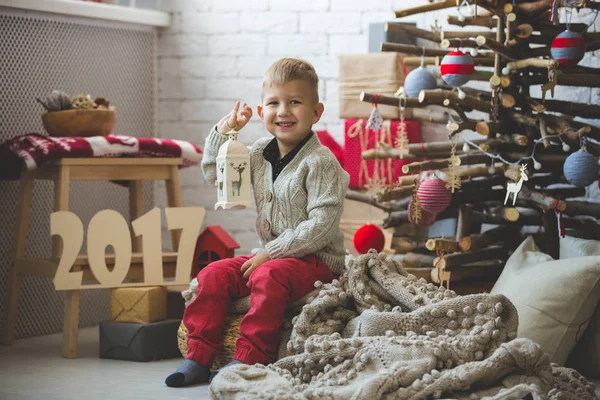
[353, 224, 385, 254]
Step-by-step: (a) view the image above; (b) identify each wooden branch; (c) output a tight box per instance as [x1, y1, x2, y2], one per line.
[394, 0, 455, 18]
[385, 22, 441, 43]
[442, 30, 496, 40]
[391, 236, 428, 254]
[401, 154, 490, 175]
[363, 139, 491, 161]
[459, 225, 521, 252]
[564, 200, 600, 219]
[440, 38, 480, 49]
[541, 208, 560, 259]
[472, 209, 543, 226]
[377, 186, 415, 203]
[500, 92, 516, 108]
[533, 99, 600, 119]
[405, 107, 456, 125]
[525, 72, 600, 88]
[426, 238, 460, 253]
[519, 185, 566, 211]
[403, 56, 440, 67]
[476, 35, 519, 60]
[432, 260, 505, 285]
[397, 252, 436, 269]
[381, 42, 448, 57]
[345, 190, 395, 213]
[447, 15, 497, 29]
[419, 89, 491, 114]
[384, 208, 459, 229]
[434, 245, 508, 271]
[456, 204, 474, 241]
[515, 0, 553, 16]
[396, 162, 505, 187]
[501, 134, 528, 146]
[459, 175, 506, 192]
[360, 92, 422, 108]
[381, 43, 494, 67]
[505, 58, 557, 71]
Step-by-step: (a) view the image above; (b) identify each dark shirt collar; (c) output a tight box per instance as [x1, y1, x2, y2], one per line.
[263, 131, 314, 182]
[262, 131, 314, 164]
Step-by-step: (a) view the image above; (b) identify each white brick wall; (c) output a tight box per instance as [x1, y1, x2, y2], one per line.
[156, 0, 600, 253]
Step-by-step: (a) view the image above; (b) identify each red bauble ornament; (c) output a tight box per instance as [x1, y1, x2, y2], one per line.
[407, 198, 438, 226]
[440, 49, 474, 87]
[417, 178, 452, 213]
[353, 224, 385, 254]
[551, 30, 585, 66]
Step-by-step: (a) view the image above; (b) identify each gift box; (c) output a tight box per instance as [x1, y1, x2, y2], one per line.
[99, 319, 181, 362]
[165, 285, 187, 320]
[110, 286, 166, 324]
[344, 118, 421, 188]
[339, 53, 412, 120]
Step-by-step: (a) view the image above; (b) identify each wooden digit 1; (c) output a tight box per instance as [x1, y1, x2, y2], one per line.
[51, 207, 206, 290]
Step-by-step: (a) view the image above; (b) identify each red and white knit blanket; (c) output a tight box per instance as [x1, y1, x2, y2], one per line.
[0, 133, 203, 179]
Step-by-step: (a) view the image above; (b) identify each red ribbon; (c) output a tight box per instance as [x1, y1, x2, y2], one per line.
[420, 142, 428, 161]
[372, 93, 379, 108]
[553, 197, 565, 238]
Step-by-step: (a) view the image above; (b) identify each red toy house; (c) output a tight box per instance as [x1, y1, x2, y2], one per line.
[191, 225, 240, 278]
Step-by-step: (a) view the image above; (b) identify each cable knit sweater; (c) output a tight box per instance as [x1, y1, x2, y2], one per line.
[201, 127, 349, 275]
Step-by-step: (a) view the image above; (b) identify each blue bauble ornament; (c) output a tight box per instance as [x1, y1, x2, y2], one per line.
[404, 67, 437, 98]
[563, 150, 598, 187]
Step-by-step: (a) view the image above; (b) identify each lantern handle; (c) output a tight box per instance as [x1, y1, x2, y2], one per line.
[228, 129, 239, 141]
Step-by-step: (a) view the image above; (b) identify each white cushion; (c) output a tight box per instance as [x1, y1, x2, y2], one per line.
[491, 236, 600, 365]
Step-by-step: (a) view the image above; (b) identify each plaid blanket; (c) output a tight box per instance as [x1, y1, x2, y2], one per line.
[0, 133, 203, 179]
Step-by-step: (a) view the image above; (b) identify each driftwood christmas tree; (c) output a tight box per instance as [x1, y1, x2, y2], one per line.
[348, 0, 600, 291]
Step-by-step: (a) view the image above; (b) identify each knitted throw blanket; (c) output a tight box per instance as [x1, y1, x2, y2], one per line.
[209, 250, 596, 400]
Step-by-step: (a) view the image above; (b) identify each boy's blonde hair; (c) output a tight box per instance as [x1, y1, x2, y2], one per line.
[262, 58, 319, 102]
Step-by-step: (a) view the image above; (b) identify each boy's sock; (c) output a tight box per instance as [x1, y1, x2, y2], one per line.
[165, 359, 211, 387]
[209, 359, 245, 382]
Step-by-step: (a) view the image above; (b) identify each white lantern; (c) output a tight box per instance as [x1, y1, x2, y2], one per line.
[214, 130, 253, 210]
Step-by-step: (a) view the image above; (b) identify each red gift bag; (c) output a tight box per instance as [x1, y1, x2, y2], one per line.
[344, 118, 421, 188]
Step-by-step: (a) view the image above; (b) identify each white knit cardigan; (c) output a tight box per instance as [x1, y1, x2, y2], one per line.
[201, 127, 349, 275]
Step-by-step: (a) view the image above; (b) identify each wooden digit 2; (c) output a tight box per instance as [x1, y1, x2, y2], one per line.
[51, 207, 205, 290]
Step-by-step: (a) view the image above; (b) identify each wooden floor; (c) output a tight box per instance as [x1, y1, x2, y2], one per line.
[0, 326, 211, 400]
[1, 326, 599, 400]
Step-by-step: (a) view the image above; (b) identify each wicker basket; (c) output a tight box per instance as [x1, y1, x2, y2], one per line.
[178, 314, 245, 370]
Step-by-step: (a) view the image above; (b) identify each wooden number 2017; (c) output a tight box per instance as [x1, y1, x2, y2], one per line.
[51, 207, 205, 290]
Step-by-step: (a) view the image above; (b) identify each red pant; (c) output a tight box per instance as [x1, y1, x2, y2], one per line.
[184, 254, 334, 366]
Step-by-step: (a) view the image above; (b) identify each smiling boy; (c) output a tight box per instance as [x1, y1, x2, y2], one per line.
[165, 58, 349, 387]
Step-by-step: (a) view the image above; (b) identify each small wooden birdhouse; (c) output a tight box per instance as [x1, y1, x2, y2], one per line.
[191, 225, 240, 278]
[215, 130, 253, 210]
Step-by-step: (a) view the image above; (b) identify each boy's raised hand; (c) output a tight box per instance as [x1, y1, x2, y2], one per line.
[217, 100, 253, 135]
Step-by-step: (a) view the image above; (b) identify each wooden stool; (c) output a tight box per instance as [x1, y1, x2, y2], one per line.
[0, 158, 184, 358]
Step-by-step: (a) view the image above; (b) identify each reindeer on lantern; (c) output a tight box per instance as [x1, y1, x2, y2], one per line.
[231, 161, 247, 196]
[504, 164, 529, 206]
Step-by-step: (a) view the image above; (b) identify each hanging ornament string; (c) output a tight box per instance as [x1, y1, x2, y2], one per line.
[550, 0, 559, 25]
[446, 137, 462, 193]
[460, 130, 600, 169]
[553, 197, 566, 238]
[396, 96, 409, 159]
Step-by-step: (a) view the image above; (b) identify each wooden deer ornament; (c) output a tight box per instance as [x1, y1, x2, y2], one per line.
[504, 164, 529, 206]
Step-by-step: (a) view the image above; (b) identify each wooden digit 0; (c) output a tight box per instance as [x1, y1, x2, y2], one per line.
[86, 209, 132, 288]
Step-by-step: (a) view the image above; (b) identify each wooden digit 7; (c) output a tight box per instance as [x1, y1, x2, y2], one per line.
[52, 207, 205, 290]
